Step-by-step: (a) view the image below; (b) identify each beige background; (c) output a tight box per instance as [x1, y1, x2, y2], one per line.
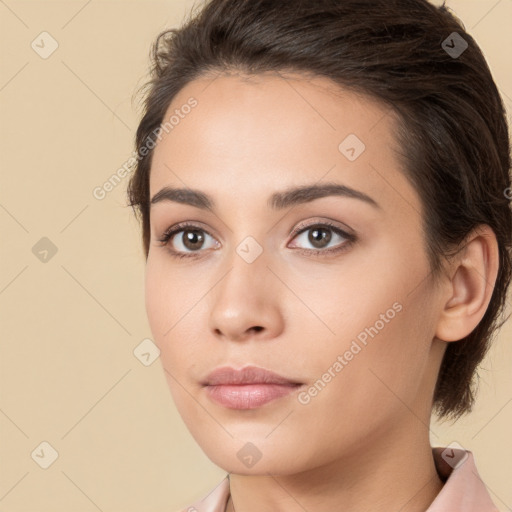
[0, 0, 510, 510]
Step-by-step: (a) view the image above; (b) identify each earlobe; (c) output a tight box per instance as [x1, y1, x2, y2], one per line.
[435, 225, 499, 343]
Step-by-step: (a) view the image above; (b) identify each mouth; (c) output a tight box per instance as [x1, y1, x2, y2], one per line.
[201, 365, 303, 410]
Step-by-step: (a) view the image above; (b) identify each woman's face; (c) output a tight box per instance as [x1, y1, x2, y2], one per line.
[145, 72, 446, 474]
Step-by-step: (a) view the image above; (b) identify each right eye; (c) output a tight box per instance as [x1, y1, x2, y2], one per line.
[158, 222, 219, 259]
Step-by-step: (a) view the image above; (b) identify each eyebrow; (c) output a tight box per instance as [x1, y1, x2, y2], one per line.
[150, 182, 381, 211]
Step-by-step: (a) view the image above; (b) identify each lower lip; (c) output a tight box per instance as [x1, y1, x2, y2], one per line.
[204, 383, 300, 409]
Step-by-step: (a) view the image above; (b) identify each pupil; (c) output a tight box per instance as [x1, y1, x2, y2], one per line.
[184, 230, 204, 249]
[309, 227, 331, 248]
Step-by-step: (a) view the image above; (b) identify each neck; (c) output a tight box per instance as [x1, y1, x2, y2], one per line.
[226, 422, 444, 512]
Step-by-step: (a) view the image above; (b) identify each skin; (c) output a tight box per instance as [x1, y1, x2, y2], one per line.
[145, 71, 499, 512]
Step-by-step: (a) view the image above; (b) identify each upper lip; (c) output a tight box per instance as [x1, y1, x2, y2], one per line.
[202, 365, 302, 386]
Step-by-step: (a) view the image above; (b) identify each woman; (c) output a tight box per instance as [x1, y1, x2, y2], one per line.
[127, 0, 511, 510]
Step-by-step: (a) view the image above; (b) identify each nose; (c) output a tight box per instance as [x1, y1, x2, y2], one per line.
[208, 250, 285, 343]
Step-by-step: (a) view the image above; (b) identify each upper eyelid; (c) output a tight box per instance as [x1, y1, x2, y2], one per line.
[292, 219, 354, 237]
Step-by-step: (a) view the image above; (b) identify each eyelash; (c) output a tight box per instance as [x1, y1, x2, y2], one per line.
[157, 221, 356, 260]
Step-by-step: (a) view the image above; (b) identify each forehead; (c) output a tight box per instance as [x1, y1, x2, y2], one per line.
[148, 71, 420, 218]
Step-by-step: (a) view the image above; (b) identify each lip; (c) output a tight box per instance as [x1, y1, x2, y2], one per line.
[202, 365, 302, 386]
[202, 366, 303, 410]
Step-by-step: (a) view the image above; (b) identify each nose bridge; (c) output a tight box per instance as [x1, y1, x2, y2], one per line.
[218, 216, 271, 288]
[218, 235, 272, 305]
[208, 235, 282, 340]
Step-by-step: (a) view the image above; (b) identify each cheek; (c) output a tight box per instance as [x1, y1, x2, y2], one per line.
[144, 265, 166, 340]
[326, 298, 434, 422]
[144, 258, 201, 373]
[311, 252, 435, 401]
[145, 253, 190, 334]
[293, 312, 427, 447]
[144, 256, 185, 352]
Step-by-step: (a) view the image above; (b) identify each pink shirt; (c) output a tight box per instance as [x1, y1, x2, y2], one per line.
[178, 448, 499, 511]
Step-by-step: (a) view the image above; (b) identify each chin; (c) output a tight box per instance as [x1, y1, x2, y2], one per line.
[197, 436, 318, 476]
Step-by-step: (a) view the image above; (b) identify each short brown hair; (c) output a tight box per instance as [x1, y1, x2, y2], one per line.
[127, 0, 512, 420]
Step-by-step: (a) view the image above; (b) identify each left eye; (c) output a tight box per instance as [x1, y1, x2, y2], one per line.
[289, 223, 352, 252]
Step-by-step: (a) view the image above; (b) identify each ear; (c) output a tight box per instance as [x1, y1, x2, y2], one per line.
[435, 225, 500, 342]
